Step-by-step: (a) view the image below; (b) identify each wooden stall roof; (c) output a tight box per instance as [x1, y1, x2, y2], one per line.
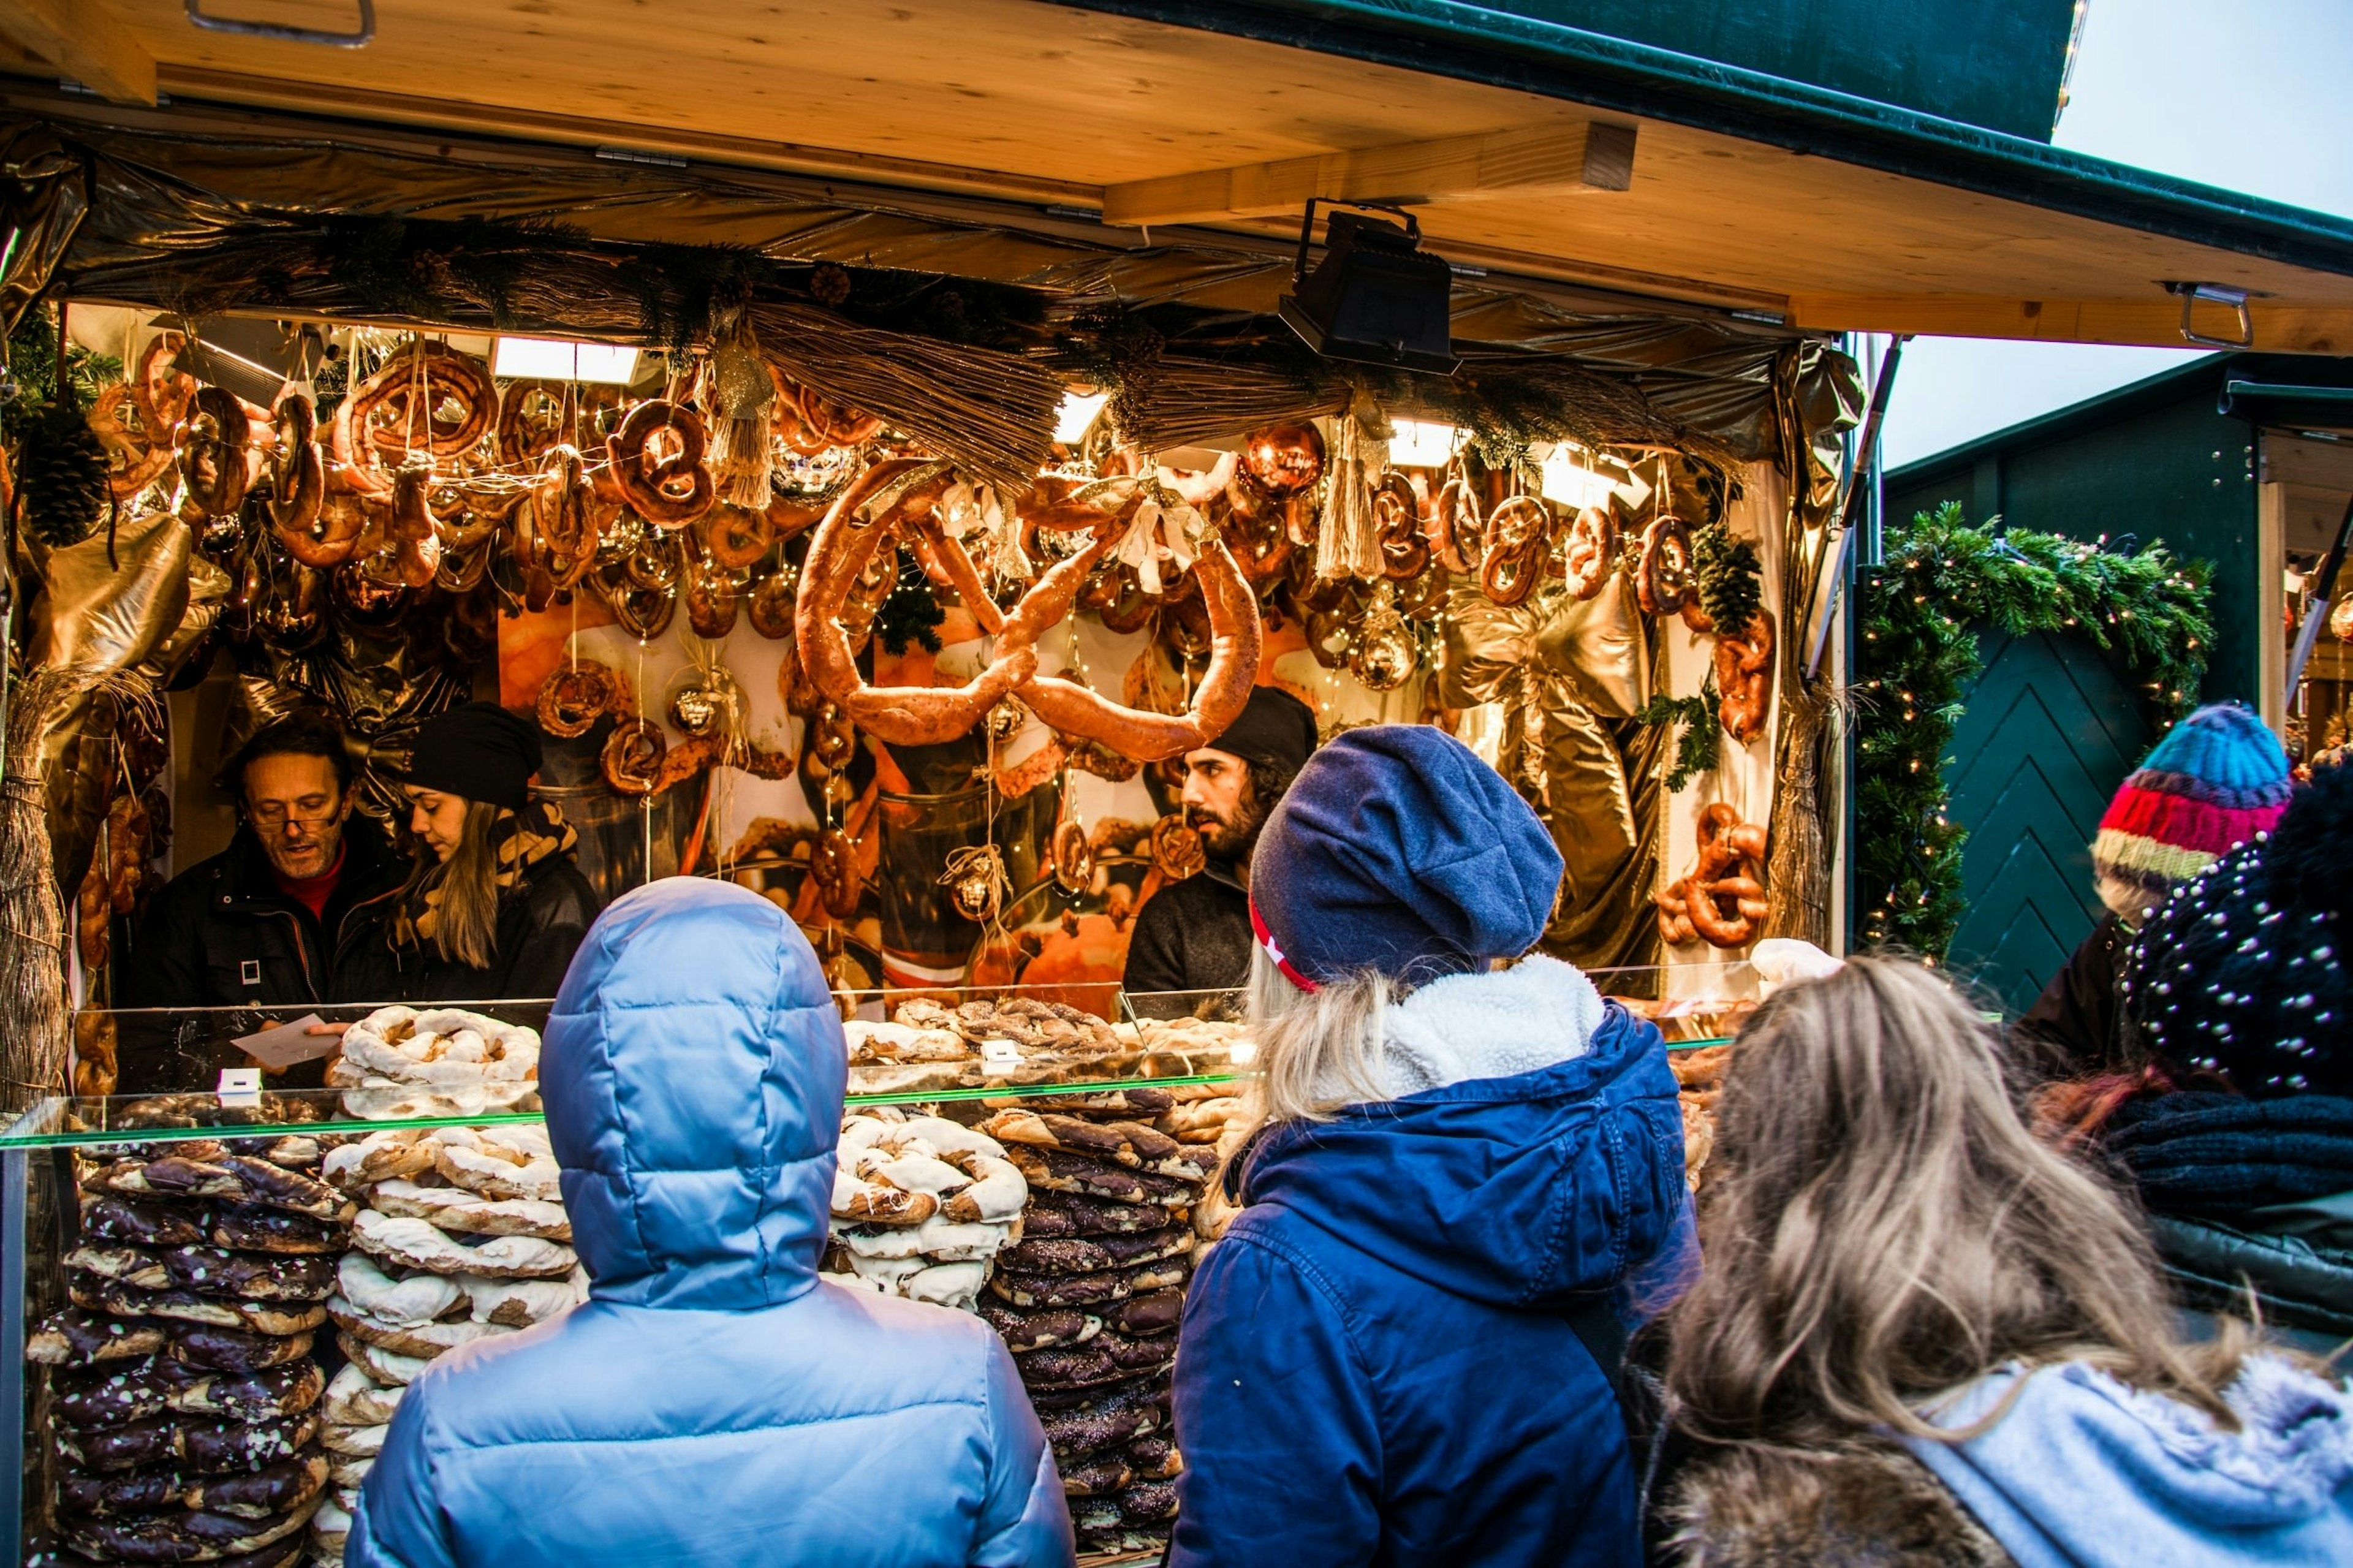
[7, 0, 2353, 350]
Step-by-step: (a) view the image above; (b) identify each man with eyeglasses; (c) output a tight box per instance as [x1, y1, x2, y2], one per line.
[125, 710, 406, 1017]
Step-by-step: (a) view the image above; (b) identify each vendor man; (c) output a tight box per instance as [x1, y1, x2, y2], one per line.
[1122, 685, 1318, 998]
[126, 710, 406, 1010]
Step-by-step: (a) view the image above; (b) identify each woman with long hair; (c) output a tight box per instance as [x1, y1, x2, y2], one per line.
[1168, 725, 1691, 1568]
[348, 702, 599, 1002]
[1654, 956, 2353, 1566]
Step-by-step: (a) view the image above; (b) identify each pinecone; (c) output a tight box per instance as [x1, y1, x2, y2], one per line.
[808, 263, 852, 308]
[19, 401, 108, 548]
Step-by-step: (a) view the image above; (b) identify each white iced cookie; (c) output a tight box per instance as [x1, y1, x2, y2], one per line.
[335, 1251, 464, 1329]
[351, 1210, 577, 1280]
[320, 1422, 387, 1458]
[335, 1333, 431, 1388]
[368, 1178, 572, 1241]
[452, 1267, 587, 1328]
[330, 1300, 516, 1360]
[322, 1128, 436, 1193]
[325, 1452, 374, 1488]
[323, 1363, 405, 1428]
[431, 1137, 563, 1204]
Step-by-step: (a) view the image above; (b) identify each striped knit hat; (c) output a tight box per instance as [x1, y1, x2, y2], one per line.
[2091, 703, 2291, 911]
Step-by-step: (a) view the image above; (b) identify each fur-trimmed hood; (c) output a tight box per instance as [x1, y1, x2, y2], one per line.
[1664, 1441, 2012, 1567]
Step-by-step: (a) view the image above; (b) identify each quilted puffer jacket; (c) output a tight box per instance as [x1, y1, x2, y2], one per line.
[349, 877, 1073, 1568]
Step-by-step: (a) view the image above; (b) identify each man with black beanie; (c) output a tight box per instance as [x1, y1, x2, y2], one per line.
[1122, 685, 1317, 1001]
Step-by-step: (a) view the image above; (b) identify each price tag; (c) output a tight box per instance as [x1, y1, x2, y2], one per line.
[980, 1037, 1025, 1071]
[216, 1068, 263, 1109]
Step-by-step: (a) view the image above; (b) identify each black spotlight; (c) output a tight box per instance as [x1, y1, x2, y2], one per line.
[1278, 199, 1461, 375]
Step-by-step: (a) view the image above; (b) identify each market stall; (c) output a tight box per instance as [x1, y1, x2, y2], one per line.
[6, 1, 2353, 1562]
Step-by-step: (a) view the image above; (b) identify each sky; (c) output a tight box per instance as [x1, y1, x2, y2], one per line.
[1877, 0, 2353, 469]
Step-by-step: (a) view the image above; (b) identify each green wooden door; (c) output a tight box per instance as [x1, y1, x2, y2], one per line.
[1942, 627, 2152, 1016]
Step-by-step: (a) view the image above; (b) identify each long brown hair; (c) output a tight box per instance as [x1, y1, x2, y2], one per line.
[1661, 955, 2243, 1447]
[405, 799, 504, 970]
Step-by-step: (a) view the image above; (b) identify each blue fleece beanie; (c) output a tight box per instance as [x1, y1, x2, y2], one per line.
[1249, 725, 1563, 988]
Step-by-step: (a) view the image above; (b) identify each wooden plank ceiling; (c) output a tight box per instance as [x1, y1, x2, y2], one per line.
[8, 0, 2353, 350]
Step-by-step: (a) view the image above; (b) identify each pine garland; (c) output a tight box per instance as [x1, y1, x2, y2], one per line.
[1636, 688, 1722, 792]
[1855, 502, 2214, 957]
[876, 553, 945, 657]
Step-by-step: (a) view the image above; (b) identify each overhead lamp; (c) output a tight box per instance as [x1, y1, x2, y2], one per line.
[1388, 419, 1463, 468]
[1053, 390, 1110, 444]
[1278, 199, 1461, 376]
[491, 336, 639, 385]
[1539, 443, 1615, 510]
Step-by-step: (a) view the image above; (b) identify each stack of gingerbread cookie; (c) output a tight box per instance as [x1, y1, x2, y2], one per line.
[30, 1135, 350, 1567]
[976, 1089, 1219, 1557]
[310, 1122, 585, 1564]
[825, 1109, 1029, 1310]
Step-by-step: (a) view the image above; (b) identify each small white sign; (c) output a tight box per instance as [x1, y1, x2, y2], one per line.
[216, 1069, 263, 1108]
[980, 1037, 1025, 1070]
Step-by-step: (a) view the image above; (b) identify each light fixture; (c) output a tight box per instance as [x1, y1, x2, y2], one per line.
[491, 336, 639, 385]
[1278, 199, 1461, 376]
[1539, 443, 1615, 509]
[1388, 419, 1463, 468]
[1053, 390, 1110, 445]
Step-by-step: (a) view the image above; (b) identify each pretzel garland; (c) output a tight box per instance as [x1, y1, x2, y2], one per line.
[1656, 805, 1770, 950]
[607, 400, 716, 529]
[1480, 496, 1551, 607]
[131, 332, 198, 435]
[699, 502, 775, 569]
[1713, 610, 1776, 742]
[1561, 506, 1618, 600]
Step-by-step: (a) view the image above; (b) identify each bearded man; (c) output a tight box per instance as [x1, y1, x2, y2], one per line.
[1121, 686, 1318, 999]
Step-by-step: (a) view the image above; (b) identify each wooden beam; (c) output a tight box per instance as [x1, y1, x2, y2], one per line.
[0, 0, 153, 105]
[1101, 121, 1634, 228]
[1789, 294, 2353, 355]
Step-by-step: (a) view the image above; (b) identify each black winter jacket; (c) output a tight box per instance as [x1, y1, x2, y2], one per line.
[1121, 860, 1251, 1001]
[335, 853, 601, 1005]
[2009, 912, 2129, 1077]
[124, 822, 409, 1013]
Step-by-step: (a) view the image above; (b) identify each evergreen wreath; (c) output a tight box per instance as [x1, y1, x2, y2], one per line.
[1855, 502, 2213, 957]
[1635, 686, 1722, 792]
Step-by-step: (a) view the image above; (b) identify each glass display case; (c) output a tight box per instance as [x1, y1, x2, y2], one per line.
[1, 987, 1241, 1564]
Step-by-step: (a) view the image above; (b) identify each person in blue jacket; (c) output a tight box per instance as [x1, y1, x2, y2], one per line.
[1169, 725, 1692, 1568]
[349, 877, 1075, 1568]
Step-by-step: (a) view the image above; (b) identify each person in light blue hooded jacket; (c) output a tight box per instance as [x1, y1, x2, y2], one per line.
[348, 877, 1074, 1568]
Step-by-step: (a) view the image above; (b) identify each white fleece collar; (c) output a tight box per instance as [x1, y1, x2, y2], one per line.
[1380, 955, 1605, 1097]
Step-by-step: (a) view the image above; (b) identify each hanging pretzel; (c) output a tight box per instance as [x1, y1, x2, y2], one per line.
[536, 660, 618, 738]
[794, 460, 1042, 748]
[498, 380, 622, 468]
[1561, 506, 1618, 601]
[748, 567, 797, 640]
[337, 342, 496, 481]
[385, 468, 445, 589]
[1373, 472, 1430, 580]
[602, 719, 666, 796]
[1426, 472, 1482, 575]
[700, 502, 775, 569]
[90, 385, 173, 499]
[1714, 610, 1776, 742]
[1636, 516, 1696, 617]
[1015, 532, 1262, 763]
[1662, 805, 1771, 950]
[176, 387, 254, 520]
[686, 561, 744, 638]
[608, 400, 716, 528]
[1480, 497, 1551, 607]
[131, 332, 198, 434]
[263, 393, 359, 567]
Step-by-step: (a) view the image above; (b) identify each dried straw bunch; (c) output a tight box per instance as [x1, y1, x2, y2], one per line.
[0, 665, 130, 1114]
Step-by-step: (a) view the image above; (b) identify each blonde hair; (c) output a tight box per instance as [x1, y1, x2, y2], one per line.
[1662, 955, 2245, 1447]
[1241, 944, 1392, 1132]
